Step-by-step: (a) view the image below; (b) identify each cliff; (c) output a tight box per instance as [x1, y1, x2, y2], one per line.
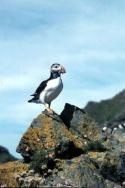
[0, 103, 125, 187]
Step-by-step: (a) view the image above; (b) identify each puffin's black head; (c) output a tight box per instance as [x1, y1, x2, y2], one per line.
[51, 63, 66, 74]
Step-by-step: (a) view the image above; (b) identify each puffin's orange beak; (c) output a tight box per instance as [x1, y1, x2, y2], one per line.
[60, 66, 66, 73]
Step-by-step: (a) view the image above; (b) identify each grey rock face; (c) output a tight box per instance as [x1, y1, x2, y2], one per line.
[60, 103, 100, 141]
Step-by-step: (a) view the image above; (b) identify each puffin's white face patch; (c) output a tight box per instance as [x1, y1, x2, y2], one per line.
[51, 64, 66, 74]
[51, 64, 60, 71]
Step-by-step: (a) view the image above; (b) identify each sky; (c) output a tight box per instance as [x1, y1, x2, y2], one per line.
[1, 0, 125, 157]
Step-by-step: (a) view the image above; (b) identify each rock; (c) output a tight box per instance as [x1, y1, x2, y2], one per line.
[16, 111, 84, 161]
[28, 169, 34, 176]
[40, 156, 107, 188]
[16, 170, 45, 188]
[60, 103, 106, 153]
[113, 130, 125, 152]
[60, 103, 100, 142]
[104, 180, 123, 188]
[87, 151, 106, 168]
[54, 156, 105, 188]
[87, 132, 125, 186]
[100, 151, 125, 183]
[1, 103, 125, 187]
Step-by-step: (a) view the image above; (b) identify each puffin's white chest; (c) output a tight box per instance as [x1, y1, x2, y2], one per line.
[40, 77, 63, 103]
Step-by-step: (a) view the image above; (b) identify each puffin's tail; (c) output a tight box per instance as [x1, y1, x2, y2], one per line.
[28, 97, 36, 103]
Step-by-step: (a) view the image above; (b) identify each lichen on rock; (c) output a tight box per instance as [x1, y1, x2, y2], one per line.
[0, 161, 28, 187]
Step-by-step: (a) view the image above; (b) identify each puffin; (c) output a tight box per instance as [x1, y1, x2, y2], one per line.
[28, 63, 66, 113]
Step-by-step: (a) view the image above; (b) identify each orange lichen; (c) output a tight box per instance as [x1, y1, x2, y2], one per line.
[87, 151, 106, 164]
[0, 161, 28, 187]
[88, 152, 99, 158]
[20, 127, 42, 151]
[39, 116, 56, 149]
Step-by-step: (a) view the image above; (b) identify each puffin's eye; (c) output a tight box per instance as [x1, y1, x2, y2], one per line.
[55, 66, 58, 68]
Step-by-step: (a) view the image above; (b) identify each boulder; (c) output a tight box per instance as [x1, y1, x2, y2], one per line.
[87, 131, 125, 186]
[100, 151, 125, 183]
[60, 103, 100, 141]
[40, 156, 106, 188]
[100, 131, 125, 184]
[16, 111, 84, 161]
[1, 103, 125, 188]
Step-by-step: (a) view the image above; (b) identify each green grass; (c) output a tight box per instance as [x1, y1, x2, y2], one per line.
[0, 153, 16, 163]
[84, 89, 125, 124]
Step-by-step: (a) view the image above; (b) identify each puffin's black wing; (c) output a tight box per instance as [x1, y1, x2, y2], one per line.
[28, 78, 51, 103]
[31, 78, 50, 97]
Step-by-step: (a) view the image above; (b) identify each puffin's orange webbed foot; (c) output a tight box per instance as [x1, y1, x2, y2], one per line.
[47, 108, 54, 115]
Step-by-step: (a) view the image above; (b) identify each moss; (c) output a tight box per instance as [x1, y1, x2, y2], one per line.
[84, 140, 106, 153]
[21, 127, 42, 149]
[30, 148, 55, 174]
[0, 161, 28, 187]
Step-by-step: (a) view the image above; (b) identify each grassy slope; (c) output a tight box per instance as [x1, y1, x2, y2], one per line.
[0, 146, 17, 163]
[84, 89, 125, 124]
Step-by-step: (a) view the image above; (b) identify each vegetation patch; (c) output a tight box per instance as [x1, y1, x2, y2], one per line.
[30, 149, 55, 175]
[0, 161, 28, 187]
